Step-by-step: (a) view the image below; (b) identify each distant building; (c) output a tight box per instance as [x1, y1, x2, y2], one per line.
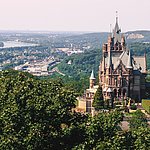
[99, 16, 147, 102]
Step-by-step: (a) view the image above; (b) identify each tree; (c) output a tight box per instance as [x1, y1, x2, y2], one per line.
[92, 86, 104, 110]
[132, 127, 150, 150]
[73, 110, 124, 149]
[129, 109, 148, 130]
[0, 70, 86, 150]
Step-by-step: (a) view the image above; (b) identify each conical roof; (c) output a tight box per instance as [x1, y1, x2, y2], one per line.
[90, 70, 95, 79]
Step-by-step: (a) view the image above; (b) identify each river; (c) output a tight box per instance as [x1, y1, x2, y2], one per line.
[0, 41, 38, 48]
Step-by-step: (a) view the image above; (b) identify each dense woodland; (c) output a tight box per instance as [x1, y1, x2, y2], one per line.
[0, 70, 149, 150]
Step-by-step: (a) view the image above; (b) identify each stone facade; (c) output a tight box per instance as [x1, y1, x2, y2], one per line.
[99, 16, 147, 103]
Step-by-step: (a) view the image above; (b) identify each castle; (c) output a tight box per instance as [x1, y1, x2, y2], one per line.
[99, 16, 147, 103]
[77, 16, 147, 113]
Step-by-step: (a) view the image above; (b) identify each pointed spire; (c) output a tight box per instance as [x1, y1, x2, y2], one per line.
[90, 70, 95, 80]
[90, 70, 95, 89]
[110, 24, 112, 37]
[126, 50, 133, 69]
[114, 11, 120, 33]
[116, 11, 118, 20]
[113, 11, 121, 43]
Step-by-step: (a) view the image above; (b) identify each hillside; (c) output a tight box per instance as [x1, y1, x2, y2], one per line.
[126, 30, 150, 43]
[60, 30, 150, 49]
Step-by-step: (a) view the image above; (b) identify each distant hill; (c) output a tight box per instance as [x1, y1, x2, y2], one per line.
[126, 30, 150, 43]
[60, 30, 150, 50]
[63, 32, 108, 48]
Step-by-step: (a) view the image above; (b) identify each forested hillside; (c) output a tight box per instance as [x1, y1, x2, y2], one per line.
[56, 48, 101, 94]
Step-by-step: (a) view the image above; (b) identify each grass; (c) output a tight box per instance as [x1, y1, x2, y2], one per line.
[142, 99, 150, 114]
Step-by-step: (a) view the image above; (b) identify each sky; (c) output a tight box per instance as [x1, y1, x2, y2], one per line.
[0, 0, 149, 32]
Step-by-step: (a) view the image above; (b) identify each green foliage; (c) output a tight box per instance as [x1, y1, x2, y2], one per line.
[142, 99, 150, 114]
[109, 131, 134, 150]
[38, 74, 89, 96]
[58, 49, 102, 77]
[0, 70, 86, 149]
[132, 127, 150, 150]
[130, 104, 137, 110]
[48, 48, 102, 95]
[145, 87, 150, 99]
[129, 110, 148, 130]
[92, 86, 104, 110]
[55, 48, 101, 94]
[0, 70, 150, 150]
[73, 110, 124, 149]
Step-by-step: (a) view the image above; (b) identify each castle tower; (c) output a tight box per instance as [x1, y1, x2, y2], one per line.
[90, 70, 95, 89]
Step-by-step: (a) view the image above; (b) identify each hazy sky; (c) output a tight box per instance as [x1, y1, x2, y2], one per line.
[0, 0, 149, 32]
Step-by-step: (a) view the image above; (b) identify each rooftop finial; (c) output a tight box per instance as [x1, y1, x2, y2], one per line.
[116, 11, 118, 22]
[110, 24, 112, 35]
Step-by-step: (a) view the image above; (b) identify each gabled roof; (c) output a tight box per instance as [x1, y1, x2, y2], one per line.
[105, 50, 129, 70]
[113, 59, 128, 73]
[102, 50, 146, 73]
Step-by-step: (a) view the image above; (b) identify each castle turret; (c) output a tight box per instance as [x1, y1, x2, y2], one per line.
[90, 70, 95, 89]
